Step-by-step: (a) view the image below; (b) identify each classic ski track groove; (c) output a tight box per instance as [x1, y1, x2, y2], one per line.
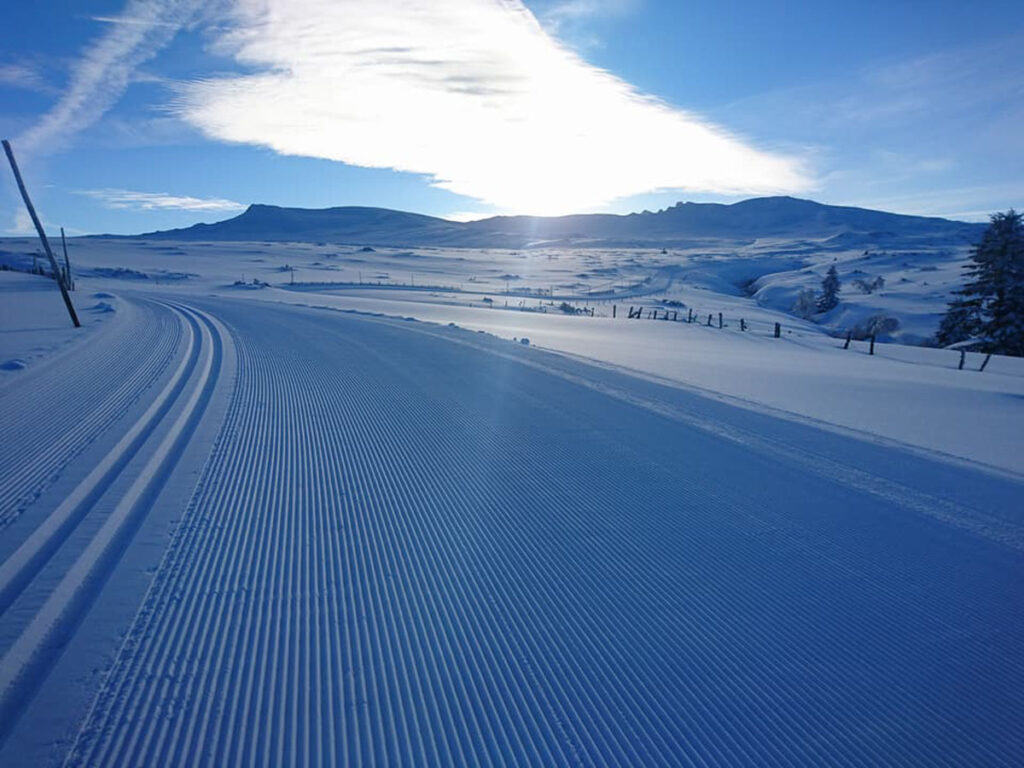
[66, 302, 1023, 767]
[0, 301, 223, 747]
[0, 299, 182, 527]
[0, 304, 197, 616]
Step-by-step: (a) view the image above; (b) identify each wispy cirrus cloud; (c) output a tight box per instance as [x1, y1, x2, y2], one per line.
[0, 63, 54, 94]
[539, 0, 639, 28]
[78, 188, 246, 212]
[535, 0, 641, 50]
[17, 0, 210, 157]
[712, 33, 1024, 219]
[175, 0, 810, 215]
[89, 15, 183, 28]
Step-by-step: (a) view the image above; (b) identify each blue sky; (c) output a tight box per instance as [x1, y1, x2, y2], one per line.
[1, 0, 1022, 235]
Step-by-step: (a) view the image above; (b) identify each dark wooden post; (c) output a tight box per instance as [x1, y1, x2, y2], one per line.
[718, 312, 723, 329]
[774, 322, 781, 338]
[869, 334, 876, 355]
[740, 318, 746, 331]
[979, 353, 992, 372]
[612, 305, 616, 319]
[652, 309, 658, 320]
[958, 349, 966, 370]
[60, 227, 73, 290]
[707, 314, 713, 327]
[843, 331, 852, 349]
[3, 140, 80, 327]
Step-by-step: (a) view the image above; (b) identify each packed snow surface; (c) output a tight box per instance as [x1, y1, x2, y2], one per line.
[0, 236, 1022, 766]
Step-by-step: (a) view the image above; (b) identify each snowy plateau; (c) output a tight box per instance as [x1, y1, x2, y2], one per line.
[0, 197, 1022, 766]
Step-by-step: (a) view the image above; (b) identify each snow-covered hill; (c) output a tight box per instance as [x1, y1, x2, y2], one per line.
[130, 196, 984, 249]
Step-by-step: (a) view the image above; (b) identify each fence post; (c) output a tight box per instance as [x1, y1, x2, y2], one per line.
[869, 334, 876, 355]
[718, 312, 723, 329]
[612, 305, 616, 319]
[652, 309, 658, 320]
[958, 349, 966, 370]
[979, 353, 992, 372]
[740, 318, 746, 331]
[707, 314, 713, 327]
[60, 226, 73, 290]
[843, 331, 852, 350]
[774, 322, 781, 338]
[3, 140, 80, 328]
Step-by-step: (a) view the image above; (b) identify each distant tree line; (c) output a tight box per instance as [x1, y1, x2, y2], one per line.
[937, 210, 1024, 357]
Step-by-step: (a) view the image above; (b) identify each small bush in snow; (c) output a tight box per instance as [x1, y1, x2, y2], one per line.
[792, 289, 817, 319]
[852, 315, 900, 339]
[853, 276, 885, 294]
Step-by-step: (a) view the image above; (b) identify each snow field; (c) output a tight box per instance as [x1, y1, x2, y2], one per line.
[6, 237, 1018, 473]
[0, 238, 1022, 766]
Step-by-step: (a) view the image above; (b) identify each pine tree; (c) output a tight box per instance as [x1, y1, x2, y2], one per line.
[817, 265, 840, 313]
[937, 210, 1024, 355]
[935, 295, 981, 347]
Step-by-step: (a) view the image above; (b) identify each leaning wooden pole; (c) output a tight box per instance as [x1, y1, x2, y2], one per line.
[2, 140, 80, 327]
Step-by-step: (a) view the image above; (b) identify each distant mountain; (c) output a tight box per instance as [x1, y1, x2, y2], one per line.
[131, 197, 986, 249]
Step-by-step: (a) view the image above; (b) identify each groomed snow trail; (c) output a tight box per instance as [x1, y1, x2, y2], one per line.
[0, 300, 225, 751]
[0, 299, 182, 527]
[65, 299, 1024, 767]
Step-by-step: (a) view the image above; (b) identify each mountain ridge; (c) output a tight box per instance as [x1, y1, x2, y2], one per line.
[126, 196, 986, 248]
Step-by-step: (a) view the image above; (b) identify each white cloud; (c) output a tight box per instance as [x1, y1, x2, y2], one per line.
[89, 15, 182, 28]
[6, 209, 35, 236]
[175, 0, 810, 215]
[78, 188, 246, 212]
[17, 0, 209, 157]
[535, 0, 640, 51]
[443, 211, 495, 222]
[0, 63, 53, 93]
[541, 0, 639, 26]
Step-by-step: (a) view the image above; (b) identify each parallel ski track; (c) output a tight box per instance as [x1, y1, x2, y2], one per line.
[68, 302, 1024, 767]
[0, 302, 223, 747]
[0, 302, 197, 618]
[0, 299, 182, 528]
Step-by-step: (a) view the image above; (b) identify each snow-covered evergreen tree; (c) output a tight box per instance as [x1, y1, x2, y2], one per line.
[816, 265, 840, 313]
[937, 210, 1024, 355]
[935, 296, 982, 347]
